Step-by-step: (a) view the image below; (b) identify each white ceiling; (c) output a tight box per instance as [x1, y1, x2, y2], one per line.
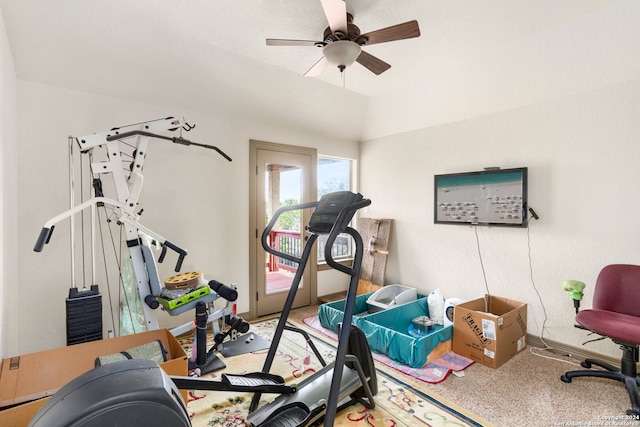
[1, 0, 638, 141]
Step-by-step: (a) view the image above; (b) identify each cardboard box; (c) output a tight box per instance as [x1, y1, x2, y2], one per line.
[0, 329, 187, 426]
[452, 295, 527, 368]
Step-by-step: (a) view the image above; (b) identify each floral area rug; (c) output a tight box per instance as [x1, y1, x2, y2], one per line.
[303, 315, 474, 384]
[178, 318, 489, 427]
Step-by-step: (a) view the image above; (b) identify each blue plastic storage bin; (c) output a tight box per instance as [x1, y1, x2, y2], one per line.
[318, 293, 372, 333]
[318, 293, 452, 368]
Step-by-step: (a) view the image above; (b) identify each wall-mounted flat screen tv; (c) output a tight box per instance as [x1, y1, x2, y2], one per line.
[434, 167, 528, 227]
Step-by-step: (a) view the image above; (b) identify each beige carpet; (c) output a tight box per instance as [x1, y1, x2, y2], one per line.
[288, 305, 640, 427]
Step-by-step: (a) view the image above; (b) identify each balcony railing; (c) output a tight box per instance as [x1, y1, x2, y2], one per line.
[267, 230, 302, 272]
[317, 234, 351, 262]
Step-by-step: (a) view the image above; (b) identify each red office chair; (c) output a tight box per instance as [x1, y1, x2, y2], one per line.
[561, 264, 640, 416]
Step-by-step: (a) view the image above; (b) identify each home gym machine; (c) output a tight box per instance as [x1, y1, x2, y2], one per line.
[29, 191, 378, 427]
[33, 117, 244, 373]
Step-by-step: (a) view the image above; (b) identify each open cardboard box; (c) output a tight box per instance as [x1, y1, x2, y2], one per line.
[452, 295, 527, 369]
[0, 329, 187, 427]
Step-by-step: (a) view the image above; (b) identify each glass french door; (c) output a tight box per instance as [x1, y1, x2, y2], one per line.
[250, 141, 317, 318]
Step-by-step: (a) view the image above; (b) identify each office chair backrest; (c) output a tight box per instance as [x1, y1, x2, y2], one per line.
[593, 264, 640, 317]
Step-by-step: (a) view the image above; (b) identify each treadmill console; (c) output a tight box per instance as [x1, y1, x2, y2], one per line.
[307, 191, 364, 234]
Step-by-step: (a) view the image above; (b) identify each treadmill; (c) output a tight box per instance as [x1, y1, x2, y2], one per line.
[247, 191, 377, 426]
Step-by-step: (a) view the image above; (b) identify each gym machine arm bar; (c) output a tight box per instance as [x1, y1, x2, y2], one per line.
[106, 130, 232, 162]
[34, 196, 188, 273]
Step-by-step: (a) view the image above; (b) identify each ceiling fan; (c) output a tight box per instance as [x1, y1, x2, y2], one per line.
[266, 0, 420, 76]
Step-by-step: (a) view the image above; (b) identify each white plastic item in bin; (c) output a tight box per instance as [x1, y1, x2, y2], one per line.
[427, 288, 445, 325]
[366, 284, 417, 313]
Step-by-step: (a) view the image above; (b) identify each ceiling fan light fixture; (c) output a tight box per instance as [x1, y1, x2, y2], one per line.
[323, 40, 361, 70]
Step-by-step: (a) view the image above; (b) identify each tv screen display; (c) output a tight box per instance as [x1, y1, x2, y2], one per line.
[434, 167, 528, 227]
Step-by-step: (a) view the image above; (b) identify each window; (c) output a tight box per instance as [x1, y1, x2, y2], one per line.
[317, 156, 354, 262]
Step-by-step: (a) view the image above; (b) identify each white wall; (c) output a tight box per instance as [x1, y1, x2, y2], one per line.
[12, 81, 358, 356]
[360, 78, 640, 359]
[361, 0, 640, 141]
[0, 7, 18, 359]
[9, 78, 640, 362]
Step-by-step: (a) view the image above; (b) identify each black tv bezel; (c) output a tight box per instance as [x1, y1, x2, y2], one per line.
[434, 167, 528, 228]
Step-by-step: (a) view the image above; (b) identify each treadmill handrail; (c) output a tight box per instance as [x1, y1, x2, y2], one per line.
[261, 201, 320, 264]
[261, 197, 371, 268]
[323, 198, 371, 274]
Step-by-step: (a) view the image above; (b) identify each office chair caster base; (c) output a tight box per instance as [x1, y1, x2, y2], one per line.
[581, 358, 619, 372]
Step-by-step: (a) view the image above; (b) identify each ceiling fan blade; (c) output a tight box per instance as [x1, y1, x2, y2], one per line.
[266, 38, 322, 47]
[358, 20, 420, 46]
[320, 0, 347, 35]
[304, 57, 327, 77]
[356, 50, 391, 75]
